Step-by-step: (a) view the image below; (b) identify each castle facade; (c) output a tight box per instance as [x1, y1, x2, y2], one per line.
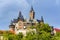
[9, 7, 44, 34]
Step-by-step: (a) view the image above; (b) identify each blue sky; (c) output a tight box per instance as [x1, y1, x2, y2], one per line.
[0, 0, 60, 30]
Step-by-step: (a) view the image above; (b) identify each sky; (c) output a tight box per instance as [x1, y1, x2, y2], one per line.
[0, 0, 60, 30]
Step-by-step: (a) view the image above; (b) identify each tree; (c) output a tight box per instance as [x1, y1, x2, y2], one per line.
[1, 23, 60, 40]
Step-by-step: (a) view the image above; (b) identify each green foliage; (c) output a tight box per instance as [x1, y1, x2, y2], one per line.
[17, 33, 23, 40]
[1, 23, 60, 40]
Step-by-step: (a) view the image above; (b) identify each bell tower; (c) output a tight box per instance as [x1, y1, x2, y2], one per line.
[29, 6, 35, 20]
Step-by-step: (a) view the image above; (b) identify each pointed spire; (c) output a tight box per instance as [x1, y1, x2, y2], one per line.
[17, 11, 24, 21]
[41, 16, 44, 22]
[30, 6, 34, 12]
[29, 6, 35, 20]
[18, 11, 22, 19]
[19, 11, 21, 17]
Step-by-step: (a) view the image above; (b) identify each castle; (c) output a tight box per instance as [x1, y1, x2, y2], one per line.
[9, 6, 44, 34]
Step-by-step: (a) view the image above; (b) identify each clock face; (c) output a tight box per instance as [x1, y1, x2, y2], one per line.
[17, 21, 24, 29]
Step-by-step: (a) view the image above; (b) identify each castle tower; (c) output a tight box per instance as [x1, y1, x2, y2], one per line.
[18, 11, 24, 21]
[29, 6, 35, 20]
[15, 11, 24, 32]
[9, 20, 15, 32]
[17, 11, 24, 29]
[51, 26, 56, 36]
[40, 16, 44, 27]
[9, 25, 15, 32]
[41, 16, 44, 22]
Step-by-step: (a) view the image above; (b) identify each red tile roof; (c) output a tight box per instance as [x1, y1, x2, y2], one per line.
[54, 28, 60, 32]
